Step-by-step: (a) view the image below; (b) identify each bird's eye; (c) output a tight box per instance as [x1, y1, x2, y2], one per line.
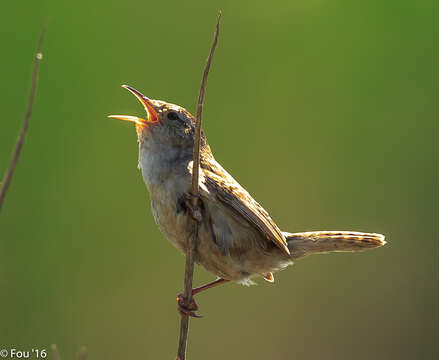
[167, 111, 179, 121]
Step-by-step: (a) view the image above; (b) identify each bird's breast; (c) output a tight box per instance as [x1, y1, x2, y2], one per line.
[149, 188, 192, 253]
[138, 145, 193, 252]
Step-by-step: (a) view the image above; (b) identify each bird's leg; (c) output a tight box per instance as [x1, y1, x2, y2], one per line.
[177, 278, 229, 318]
[183, 192, 203, 222]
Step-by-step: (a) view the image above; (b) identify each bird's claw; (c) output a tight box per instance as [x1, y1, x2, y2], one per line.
[177, 293, 203, 318]
[184, 193, 203, 222]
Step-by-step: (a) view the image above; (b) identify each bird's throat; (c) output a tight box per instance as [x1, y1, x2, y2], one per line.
[138, 139, 193, 189]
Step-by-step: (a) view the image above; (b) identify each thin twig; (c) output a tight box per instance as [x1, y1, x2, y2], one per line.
[77, 346, 87, 360]
[51, 344, 60, 360]
[176, 12, 222, 360]
[0, 23, 47, 212]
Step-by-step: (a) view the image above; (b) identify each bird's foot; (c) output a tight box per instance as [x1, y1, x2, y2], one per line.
[184, 192, 203, 222]
[176, 293, 202, 318]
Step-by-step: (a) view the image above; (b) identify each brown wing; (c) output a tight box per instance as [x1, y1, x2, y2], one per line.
[199, 157, 290, 255]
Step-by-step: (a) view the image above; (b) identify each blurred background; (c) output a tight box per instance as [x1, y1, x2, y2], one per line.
[0, 1, 437, 359]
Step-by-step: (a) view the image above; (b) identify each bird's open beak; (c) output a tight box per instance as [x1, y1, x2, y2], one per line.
[108, 85, 159, 126]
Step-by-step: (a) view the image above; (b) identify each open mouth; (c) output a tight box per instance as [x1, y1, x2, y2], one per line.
[108, 85, 159, 126]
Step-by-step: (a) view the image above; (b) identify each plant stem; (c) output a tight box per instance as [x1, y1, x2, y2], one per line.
[0, 23, 47, 212]
[176, 11, 221, 360]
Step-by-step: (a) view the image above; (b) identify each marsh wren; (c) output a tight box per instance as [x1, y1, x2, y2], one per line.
[109, 85, 385, 317]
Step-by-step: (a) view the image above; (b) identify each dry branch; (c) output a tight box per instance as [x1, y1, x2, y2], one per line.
[77, 346, 87, 360]
[176, 12, 222, 360]
[51, 344, 60, 360]
[0, 23, 46, 212]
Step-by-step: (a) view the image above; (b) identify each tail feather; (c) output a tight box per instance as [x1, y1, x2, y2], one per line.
[284, 231, 386, 260]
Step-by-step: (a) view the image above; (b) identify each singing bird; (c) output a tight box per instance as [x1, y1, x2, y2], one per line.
[109, 85, 385, 317]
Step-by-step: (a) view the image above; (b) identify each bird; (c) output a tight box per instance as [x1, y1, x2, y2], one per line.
[109, 85, 386, 317]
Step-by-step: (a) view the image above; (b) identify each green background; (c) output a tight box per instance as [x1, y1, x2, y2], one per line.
[1, 1, 437, 359]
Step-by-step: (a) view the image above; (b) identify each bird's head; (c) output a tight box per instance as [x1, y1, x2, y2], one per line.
[109, 85, 199, 150]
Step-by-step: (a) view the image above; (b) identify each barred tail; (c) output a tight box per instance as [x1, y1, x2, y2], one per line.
[284, 231, 386, 260]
